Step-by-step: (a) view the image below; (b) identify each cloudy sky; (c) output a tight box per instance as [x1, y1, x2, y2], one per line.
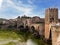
[0, 0, 60, 19]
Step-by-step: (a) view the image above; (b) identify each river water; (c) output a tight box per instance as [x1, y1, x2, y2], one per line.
[27, 39, 37, 45]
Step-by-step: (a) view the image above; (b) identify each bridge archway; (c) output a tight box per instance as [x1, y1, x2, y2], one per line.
[18, 25, 24, 31]
[30, 26, 35, 33]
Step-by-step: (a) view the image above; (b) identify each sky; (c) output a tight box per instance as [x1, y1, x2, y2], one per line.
[0, 0, 60, 19]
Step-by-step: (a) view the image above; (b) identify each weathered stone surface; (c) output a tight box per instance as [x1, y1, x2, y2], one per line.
[45, 8, 58, 39]
[51, 23, 60, 45]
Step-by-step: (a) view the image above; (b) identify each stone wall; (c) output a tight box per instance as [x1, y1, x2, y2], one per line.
[51, 24, 60, 45]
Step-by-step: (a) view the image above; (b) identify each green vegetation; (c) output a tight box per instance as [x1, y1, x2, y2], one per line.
[0, 30, 19, 39]
[17, 30, 51, 45]
[29, 36, 49, 45]
[4, 42, 16, 45]
[0, 29, 20, 45]
[17, 30, 31, 42]
[0, 29, 51, 45]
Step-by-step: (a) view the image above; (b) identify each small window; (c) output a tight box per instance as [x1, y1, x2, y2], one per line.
[50, 17, 54, 22]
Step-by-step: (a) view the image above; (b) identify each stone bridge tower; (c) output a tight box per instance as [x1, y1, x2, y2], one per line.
[45, 8, 58, 39]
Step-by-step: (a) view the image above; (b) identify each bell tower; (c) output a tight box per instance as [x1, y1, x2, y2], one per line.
[45, 8, 58, 39]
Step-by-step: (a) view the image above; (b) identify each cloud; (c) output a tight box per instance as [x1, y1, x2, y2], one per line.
[0, 0, 3, 8]
[28, 0, 35, 4]
[0, 0, 45, 19]
[0, 0, 35, 19]
[58, 10, 60, 19]
[6, 0, 34, 15]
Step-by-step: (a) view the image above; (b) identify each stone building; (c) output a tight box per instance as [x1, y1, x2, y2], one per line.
[45, 8, 58, 39]
[51, 23, 60, 45]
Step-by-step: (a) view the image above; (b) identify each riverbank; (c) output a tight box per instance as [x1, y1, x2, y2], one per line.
[0, 29, 51, 45]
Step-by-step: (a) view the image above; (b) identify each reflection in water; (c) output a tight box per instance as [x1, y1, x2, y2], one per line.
[27, 39, 37, 45]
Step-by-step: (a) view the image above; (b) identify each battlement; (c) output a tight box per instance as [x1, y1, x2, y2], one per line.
[46, 8, 58, 10]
